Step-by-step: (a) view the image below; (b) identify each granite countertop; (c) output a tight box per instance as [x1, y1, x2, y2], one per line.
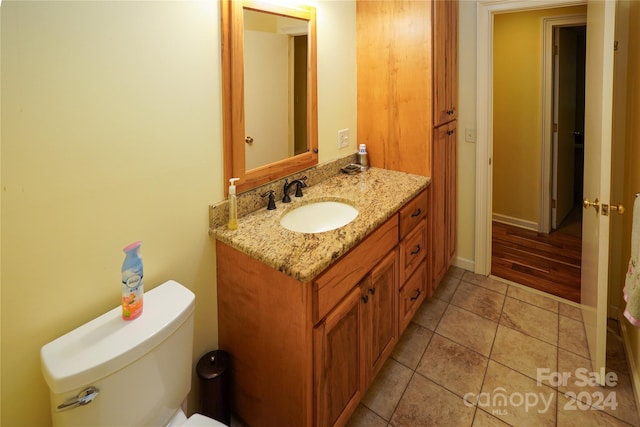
[214, 167, 430, 283]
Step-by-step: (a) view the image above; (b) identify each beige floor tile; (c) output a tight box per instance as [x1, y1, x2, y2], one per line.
[451, 281, 505, 322]
[602, 370, 640, 426]
[557, 348, 595, 396]
[559, 315, 589, 358]
[389, 374, 476, 426]
[507, 285, 559, 313]
[479, 360, 557, 426]
[433, 275, 461, 302]
[361, 358, 413, 421]
[472, 409, 511, 426]
[556, 393, 634, 426]
[412, 296, 448, 331]
[436, 304, 498, 357]
[391, 322, 433, 370]
[559, 302, 583, 321]
[500, 296, 558, 345]
[491, 324, 557, 384]
[462, 271, 509, 294]
[346, 404, 387, 427]
[607, 329, 629, 375]
[416, 333, 489, 400]
[447, 265, 465, 279]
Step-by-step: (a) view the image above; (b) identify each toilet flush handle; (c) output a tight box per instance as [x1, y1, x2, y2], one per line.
[57, 386, 99, 412]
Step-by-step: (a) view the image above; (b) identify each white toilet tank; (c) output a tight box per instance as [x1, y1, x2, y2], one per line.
[41, 280, 195, 427]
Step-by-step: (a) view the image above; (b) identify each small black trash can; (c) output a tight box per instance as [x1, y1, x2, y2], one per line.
[196, 350, 231, 425]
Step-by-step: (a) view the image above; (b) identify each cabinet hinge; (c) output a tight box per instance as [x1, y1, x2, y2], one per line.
[554, 45, 559, 55]
[552, 199, 556, 208]
[553, 123, 558, 133]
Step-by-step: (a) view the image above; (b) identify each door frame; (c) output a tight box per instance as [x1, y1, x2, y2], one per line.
[542, 15, 587, 233]
[475, 0, 587, 276]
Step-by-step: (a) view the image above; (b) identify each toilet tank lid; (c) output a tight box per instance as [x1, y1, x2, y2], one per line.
[41, 280, 195, 394]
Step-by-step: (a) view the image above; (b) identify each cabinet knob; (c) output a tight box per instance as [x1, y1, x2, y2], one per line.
[362, 295, 369, 304]
[369, 287, 376, 295]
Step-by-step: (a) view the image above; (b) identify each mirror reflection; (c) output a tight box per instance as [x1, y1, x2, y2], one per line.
[221, 0, 317, 194]
[243, 9, 309, 170]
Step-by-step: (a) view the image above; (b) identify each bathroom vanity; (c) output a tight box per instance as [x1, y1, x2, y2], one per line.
[214, 168, 429, 427]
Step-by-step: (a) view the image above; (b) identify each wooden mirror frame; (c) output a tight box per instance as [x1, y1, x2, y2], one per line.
[221, 0, 318, 194]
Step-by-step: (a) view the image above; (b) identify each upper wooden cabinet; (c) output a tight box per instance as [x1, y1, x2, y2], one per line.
[433, 0, 459, 126]
[356, 0, 458, 175]
[356, 0, 433, 176]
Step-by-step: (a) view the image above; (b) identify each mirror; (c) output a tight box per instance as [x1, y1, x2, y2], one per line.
[221, 0, 318, 194]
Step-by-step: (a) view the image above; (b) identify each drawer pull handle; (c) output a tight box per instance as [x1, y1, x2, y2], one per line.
[369, 287, 376, 295]
[362, 295, 369, 304]
[410, 289, 422, 301]
[411, 245, 422, 255]
[411, 208, 422, 218]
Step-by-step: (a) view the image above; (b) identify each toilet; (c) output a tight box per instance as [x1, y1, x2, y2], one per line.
[40, 280, 226, 427]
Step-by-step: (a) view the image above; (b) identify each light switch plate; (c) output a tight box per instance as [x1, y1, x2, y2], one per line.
[465, 128, 477, 143]
[337, 128, 349, 149]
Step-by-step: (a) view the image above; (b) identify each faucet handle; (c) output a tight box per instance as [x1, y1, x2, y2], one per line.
[261, 190, 276, 210]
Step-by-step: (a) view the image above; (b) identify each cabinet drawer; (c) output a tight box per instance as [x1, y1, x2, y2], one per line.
[313, 215, 399, 323]
[400, 218, 426, 284]
[398, 261, 428, 334]
[399, 189, 428, 239]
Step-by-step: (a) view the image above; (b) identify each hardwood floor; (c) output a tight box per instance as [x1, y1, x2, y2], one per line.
[491, 221, 581, 302]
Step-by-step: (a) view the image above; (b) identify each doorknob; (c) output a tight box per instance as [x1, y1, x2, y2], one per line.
[583, 198, 600, 213]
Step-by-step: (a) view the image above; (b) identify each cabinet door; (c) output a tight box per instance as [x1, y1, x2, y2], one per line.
[432, 124, 448, 288]
[314, 286, 364, 427]
[362, 249, 399, 387]
[433, 0, 458, 126]
[432, 121, 457, 290]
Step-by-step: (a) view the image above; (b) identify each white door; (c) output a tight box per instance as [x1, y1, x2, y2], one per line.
[581, 0, 616, 377]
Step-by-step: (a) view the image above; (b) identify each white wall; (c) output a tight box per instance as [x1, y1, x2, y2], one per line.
[455, 0, 477, 271]
[0, 1, 356, 425]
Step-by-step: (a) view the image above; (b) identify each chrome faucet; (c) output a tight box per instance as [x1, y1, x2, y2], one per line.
[282, 176, 308, 203]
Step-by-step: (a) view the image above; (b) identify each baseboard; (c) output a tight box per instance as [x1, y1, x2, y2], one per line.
[453, 256, 474, 273]
[619, 316, 640, 416]
[492, 213, 538, 231]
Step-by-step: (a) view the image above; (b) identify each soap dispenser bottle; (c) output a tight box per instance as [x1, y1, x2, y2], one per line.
[121, 241, 144, 320]
[228, 178, 240, 230]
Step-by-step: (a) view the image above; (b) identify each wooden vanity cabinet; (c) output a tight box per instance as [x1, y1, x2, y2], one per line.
[398, 191, 429, 334]
[314, 249, 398, 427]
[216, 190, 430, 427]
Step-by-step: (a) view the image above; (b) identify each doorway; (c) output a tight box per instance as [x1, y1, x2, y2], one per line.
[550, 23, 586, 236]
[488, 9, 586, 302]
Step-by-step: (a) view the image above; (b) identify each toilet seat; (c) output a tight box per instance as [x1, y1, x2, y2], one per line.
[183, 413, 228, 426]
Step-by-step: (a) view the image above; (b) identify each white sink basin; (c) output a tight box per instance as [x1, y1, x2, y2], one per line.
[280, 200, 358, 233]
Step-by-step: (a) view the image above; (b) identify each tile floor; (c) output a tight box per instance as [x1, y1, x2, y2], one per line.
[346, 267, 640, 427]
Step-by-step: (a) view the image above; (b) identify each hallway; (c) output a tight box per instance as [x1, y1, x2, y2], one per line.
[491, 221, 581, 303]
[346, 267, 638, 426]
